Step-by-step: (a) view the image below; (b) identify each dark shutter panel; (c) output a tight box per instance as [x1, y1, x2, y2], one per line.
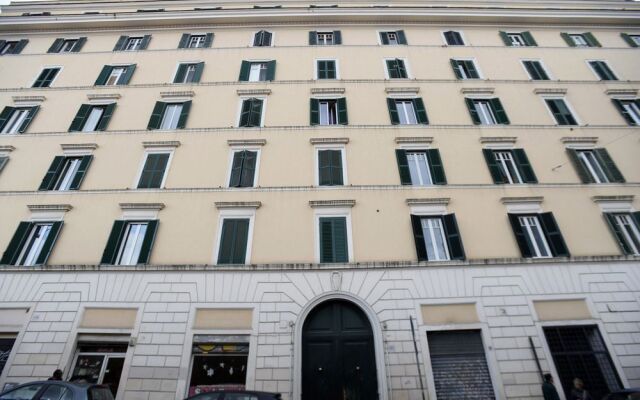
[1, 222, 33, 265]
[310, 98, 320, 125]
[218, 219, 249, 264]
[380, 32, 389, 45]
[204, 33, 214, 48]
[72, 37, 87, 52]
[539, 212, 570, 257]
[318, 150, 330, 186]
[332, 218, 348, 262]
[140, 35, 151, 50]
[34, 221, 62, 265]
[262, 31, 272, 46]
[522, 31, 537, 46]
[413, 98, 429, 124]
[94, 66, 111, 85]
[121, 64, 136, 85]
[499, 31, 511, 46]
[14, 39, 28, 54]
[604, 214, 632, 255]
[217, 220, 233, 263]
[410, 215, 427, 261]
[113, 35, 128, 51]
[137, 220, 158, 264]
[266, 60, 276, 81]
[229, 151, 244, 187]
[176, 100, 191, 129]
[427, 149, 447, 185]
[69, 104, 91, 132]
[231, 219, 249, 264]
[465, 98, 481, 124]
[560, 33, 575, 46]
[594, 148, 625, 183]
[442, 214, 465, 260]
[101, 220, 126, 264]
[239, 100, 251, 127]
[621, 33, 638, 48]
[319, 219, 332, 262]
[193, 62, 204, 83]
[612, 99, 635, 125]
[333, 30, 342, 44]
[95, 103, 115, 131]
[337, 97, 348, 125]
[253, 31, 263, 46]
[239, 61, 251, 81]
[395, 149, 411, 185]
[47, 38, 64, 53]
[0, 157, 8, 173]
[508, 213, 532, 258]
[466, 60, 479, 79]
[584, 32, 601, 47]
[178, 33, 190, 48]
[174, 64, 187, 83]
[633, 212, 640, 232]
[19, 106, 39, 133]
[249, 99, 263, 127]
[491, 98, 509, 124]
[0, 107, 16, 131]
[0, 41, 5, 53]
[331, 150, 343, 185]
[512, 148, 537, 183]
[240, 151, 257, 187]
[566, 149, 594, 183]
[309, 31, 317, 45]
[147, 102, 166, 130]
[482, 149, 505, 184]
[39, 156, 66, 191]
[450, 59, 462, 79]
[68, 155, 93, 190]
[397, 30, 407, 44]
[387, 98, 400, 124]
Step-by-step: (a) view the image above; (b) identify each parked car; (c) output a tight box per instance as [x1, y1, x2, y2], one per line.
[185, 391, 281, 400]
[0, 381, 113, 400]
[602, 388, 640, 400]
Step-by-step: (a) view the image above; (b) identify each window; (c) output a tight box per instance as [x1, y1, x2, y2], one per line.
[188, 337, 249, 395]
[113, 35, 150, 51]
[450, 59, 480, 79]
[566, 148, 625, 184]
[217, 218, 251, 264]
[465, 98, 509, 125]
[443, 30, 464, 45]
[178, 33, 213, 49]
[500, 31, 537, 47]
[189, 35, 206, 48]
[588, 61, 617, 80]
[70, 342, 127, 397]
[229, 150, 258, 188]
[137, 152, 171, 189]
[387, 98, 429, 125]
[522, 60, 550, 80]
[427, 330, 496, 400]
[508, 212, 569, 258]
[101, 220, 158, 265]
[612, 99, 640, 125]
[385, 58, 408, 79]
[482, 149, 537, 184]
[317, 149, 344, 186]
[395, 149, 446, 186]
[621, 33, 640, 47]
[310, 98, 348, 125]
[410, 214, 465, 261]
[561, 32, 600, 47]
[0, 383, 45, 400]
[238, 61, 276, 82]
[39, 155, 93, 191]
[543, 326, 621, 400]
[47, 37, 86, 53]
[147, 101, 191, 130]
[0, 106, 39, 134]
[253, 30, 272, 46]
[605, 213, 640, 255]
[380, 30, 407, 45]
[316, 59, 337, 79]
[68, 103, 116, 132]
[95, 64, 136, 86]
[319, 217, 349, 263]
[544, 98, 577, 125]
[0, 221, 63, 266]
[0, 39, 28, 55]
[32, 67, 60, 88]
[309, 30, 342, 45]
[0, 337, 16, 377]
[174, 62, 204, 84]
[238, 98, 264, 127]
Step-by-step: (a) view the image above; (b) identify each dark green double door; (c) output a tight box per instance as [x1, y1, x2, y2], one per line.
[301, 300, 378, 400]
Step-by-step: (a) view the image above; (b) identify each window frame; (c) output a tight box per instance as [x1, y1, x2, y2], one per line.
[383, 57, 410, 79]
[613, 98, 640, 125]
[569, 33, 589, 47]
[377, 30, 404, 46]
[172, 60, 203, 84]
[506, 32, 527, 46]
[400, 147, 435, 186]
[314, 144, 347, 186]
[251, 30, 274, 47]
[123, 36, 144, 51]
[520, 59, 552, 80]
[516, 214, 554, 258]
[451, 58, 482, 79]
[0, 40, 19, 55]
[31, 66, 62, 88]
[186, 34, 207, 49]
[542, 96, 580, 126]
[441, 30, 466, 46]
[313, 207, 354, 264]
[236, 96, 266, 128]
[607, 213, 640, 255]
[1, 107, 33, 135]
[314, 58, 339, 80]
[315, 31, 335, 46]
[213, 209, 256, 265]
[226, 147, 262, 188]
[133, 149, 175, 190]
[586, 60, 618, 81]
[469, 98, 499, 125]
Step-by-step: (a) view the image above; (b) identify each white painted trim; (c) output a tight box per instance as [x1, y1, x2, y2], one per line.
[313, 207, 354, 263]
[504, 203, 544, 214]
[596, 201, 635, 213]
[382, 57, 411, 79]
[409, 204, 448, 216]
[132, 148, 175, 190]
[313, 58, 340, 80]
[236, 96, 267, 128]
[225, 147, 262, 188]
[313, 144, 348, 187]
[212, 208, 256, 265]
[28, 209, 68, 222]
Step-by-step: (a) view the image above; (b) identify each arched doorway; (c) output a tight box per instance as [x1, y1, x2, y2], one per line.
[301, 299, 379, 400]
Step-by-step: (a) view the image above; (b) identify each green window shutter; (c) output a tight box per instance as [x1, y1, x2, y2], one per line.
[174, 64, 188, 83]
[95, 66, 111, 86]
[584, 32, 601, 47]
[1, 222, 33, 265]
[239, 61, 251, 81]
[121, 64, 136, 85]
[68, 155, 93, 190]
[450, 59, 463, 79]
[465, 98, 481, 124]
[611, 99, 635, 125]
[395, 149, 412, 185]
[34, 221, 62, 265]
[309, 31, 317, 45]
[204, 33, 214, 48]
[249, 99, 263, 127]
[594, 148, 625, 183]
[137, 220, 158, 264]
[508, 214, 532, 258]
[397, 30, 407, 44]
[138, 153, 170, 189]
[320, 217, 348, 263]
[113, 36, 128, 51]
[560, 32, 575, 47]
[413, 98, 429, 124]
[539, 212, 570, 257]
[310, 98, 320, 125]
[621, 33, 638, 48]
[380, 32, 389, 45]
[333, 31, 342, 45]
[482, 149, 505, 184]
[546, 99, 576, 125]
[512, 148, 538, 183]
[176, 100, 191, 129]
[239, 99, 252, 127]
[33, 68, 59, 88]
[410, 215, 428, 261]
[442, 214, 465, 260]
[566, 149, 594, 183]
[39, 156, 66, 190]
[147, 102, 166, 130]
[72, 37, 87, 52]
[100, 220, 126, 264]
[14, 40, 28, 54]
[253, 31, 264, 46]
[96, 103, 116, 131]
[140, 35, 152, 50]
[240, 151, 257, 187]
[386, 59, 398, 78]
[266, 60, 276, 81]
[193, 62, 204, 83]
[0, 107, 16, 131]
[18, 106, 39, 133]
[178, 33, 190, 48]
[0, 41, 4, 52]
[229, 151, 244, 187]
[426, 149, 446, 185]
[522, 31, 537, 46]
[318, 150, 343, 186]
[387, 98, 400, 124]
[69, 104, 91, 132]
[48, 38, 64, 53]
[633, 212, 640, 233]
[604, 213, 633, 255]
[499, 31, 511, 46]
[490, 98, 510, 124]
[217, 219, 249, 264]
[337, 97, 348, 125]
[465, 60, 479, 79]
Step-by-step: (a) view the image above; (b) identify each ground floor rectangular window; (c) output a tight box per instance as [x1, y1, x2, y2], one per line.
[69, 342, 127, 397]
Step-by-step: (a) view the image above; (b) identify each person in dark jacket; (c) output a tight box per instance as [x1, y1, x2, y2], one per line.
[542, 373, 561, 400]
[570, 378, 593, 400]
[48, 369, 63, 381]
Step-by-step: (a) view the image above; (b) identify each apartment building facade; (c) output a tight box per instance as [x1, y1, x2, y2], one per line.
[0, 0, 639, 399]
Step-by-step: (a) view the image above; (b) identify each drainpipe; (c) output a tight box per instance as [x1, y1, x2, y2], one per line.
[289, 321, 295, 400]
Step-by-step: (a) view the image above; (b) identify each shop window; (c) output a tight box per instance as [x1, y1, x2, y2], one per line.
[0, 337, 16, 376]
[69, 342, 127, 397]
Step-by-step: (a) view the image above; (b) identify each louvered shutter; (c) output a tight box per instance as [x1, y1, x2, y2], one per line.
[229, 151, 244, 187]
[39, 156, 66, 190]
[174, 64, 188, 83]
[310, 98, 320, 125]
[193, 62, 204, 83]
[48, 38, 64, 53]
[34, 221, 63, 265]
[72, 37, 87, 52]
[566, 149, 594, 183]
[95, 103, 115, 131]
[539, 212, 570, 257]
[240, 151, 257, 187]
[387, 98, 400, 124]
[137, 220, 158, 264]
[204, 33, 214, 48]
[0, 107, 14, 131]
[249, 99, 263, 127]
[101, 220, 126, 264]
[499, 31, 511, 46]
[333, 31, 342, 44]
[320, 217, 348, 263]
[395, 149, 411, 185]
[594, 148, 625, 183]
[584, 32, 601, 47]
[239, 61, 251, 81]
[483, 149, 505, 184]
[442, 214, 465, 260]
[522, 31, 537, 46]
[611, 99, 636, 125]
[121, 64, 136, 85]
[490, 98, 510, 124]
[560, 33, 575, 47]
[177, 100, 191, 129]
[512, 148, 537, 183]
[266, 60, 276, 81]
[178, 33, 190, 49]
[426, 149, 446, 185]
[140, 35, 152, 50]
[380, 32, 389, 45]
[218, 219, 249, 264]
[337, 97, 348, 125]
[413, 98, 429, 124]
[19, 106, 39, 133]
[508, 213, 532, 258]
[465, 98, 481, 124]
[410, 215, 427, 261]
[147, 102, 166, 130]
[13, 39, 28, 54]
[113, 36, 128, 51]
[604, 213, 633, 255]
[309, 31, 317, 45]
[0, 222, 33, 265]
[450, 59, 463, 79]
[69, 104, 91, 132]
[396, 30, 407, 44]
[95, 66, 111, 86]
[621, 33, 638, 48]
[68, 155, 93, 190]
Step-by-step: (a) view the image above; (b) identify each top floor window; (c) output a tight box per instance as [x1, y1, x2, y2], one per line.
[0, 39, 28, 55]
[380, 30, 407, 45]
[309, 30, 342, 45]
[253, 30, 273, 47]
[443, 31, 464, 46]
[113, 35, 151, 51]
[48, 38, 86, 53]
[500, 31, 537, 47]
[621, 33, 640, 47]
[561, 32, 601, 47]
[178, 33, 213, 49]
